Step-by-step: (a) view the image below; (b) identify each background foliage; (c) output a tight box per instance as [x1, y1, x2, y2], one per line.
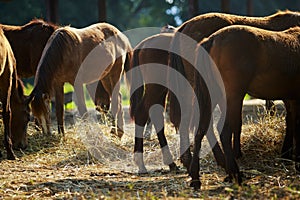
[1, 0, 300, 29]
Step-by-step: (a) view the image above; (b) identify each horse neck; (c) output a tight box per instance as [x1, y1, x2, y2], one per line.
[34, 70, 53, 97]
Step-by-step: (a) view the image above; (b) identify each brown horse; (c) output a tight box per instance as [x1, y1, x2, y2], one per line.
[169, 10, 300, 162]
[189, 25, 300, 189]
[2, 20, 115, 135]
[27, 23, 132, 136]
[130, 28, 225, 173]
[0, 29, 30, 159]
[1, 19, 58, 78]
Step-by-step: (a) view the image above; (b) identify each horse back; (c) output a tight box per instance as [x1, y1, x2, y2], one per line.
[201, 25, 300, 99]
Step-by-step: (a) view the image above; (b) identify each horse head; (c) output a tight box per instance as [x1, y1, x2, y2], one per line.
[10, 78, 31, 149]
[27, 89, 52, 135]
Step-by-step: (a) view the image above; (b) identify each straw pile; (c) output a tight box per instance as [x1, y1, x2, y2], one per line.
[0, 108, 299, 199]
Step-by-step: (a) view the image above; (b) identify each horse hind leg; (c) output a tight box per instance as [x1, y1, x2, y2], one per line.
[2, 100, 16, 160]
[149, 104, 178, 172]
[133, 99, 149, 173]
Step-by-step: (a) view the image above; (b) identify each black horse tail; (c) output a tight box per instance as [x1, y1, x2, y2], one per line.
[193, 37, 215, 135]
[127, 48, 144, 120]
[168, 25, 186, 130]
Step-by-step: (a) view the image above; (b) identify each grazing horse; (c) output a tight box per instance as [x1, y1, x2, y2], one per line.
[190, 25, 300, 189]
[2, 20, 115, 136]
[0, 29, 30, 159]
[169, 10, 300, 162]
[1, 19, 58, 78]
[27, 23, 132, 137]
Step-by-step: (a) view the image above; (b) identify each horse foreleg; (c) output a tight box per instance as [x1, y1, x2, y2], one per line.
[282, 100, 294, 160]
[294, 101, 300, 173]
[74, 83, 88, 117]
[54, 84, 65, 135]
[110, 81, 124, 139]
[2, 100, 15, 160]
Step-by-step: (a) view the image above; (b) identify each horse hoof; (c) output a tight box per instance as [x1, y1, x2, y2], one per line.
[169, 163, 179, 172]
[138, 169, 148, 174]
[190, 179, 201, 190]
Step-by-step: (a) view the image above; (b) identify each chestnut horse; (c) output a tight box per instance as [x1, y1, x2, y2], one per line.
[169, 10, 300, 163]
[2, 20, 114, 135]
[0, 29, 30, 159]
[190, 25, 300, 189]
[27, 23, 132, 137]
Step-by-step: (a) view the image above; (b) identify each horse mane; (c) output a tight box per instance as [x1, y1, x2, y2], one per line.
[24, 18, 58, 30]
[34, 26, 81, 95]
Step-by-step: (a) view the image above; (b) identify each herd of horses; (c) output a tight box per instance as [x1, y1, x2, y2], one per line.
[0, 10, 300, 190]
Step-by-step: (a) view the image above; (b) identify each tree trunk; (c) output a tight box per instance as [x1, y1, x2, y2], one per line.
[221, 0, 230, 13]
[247, 0, 253, 16]
[188, 0, 198, 19]
[45, 0, 59, 23]
[98, 0, 107, 22]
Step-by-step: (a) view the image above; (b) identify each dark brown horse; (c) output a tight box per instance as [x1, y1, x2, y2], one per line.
[0, 29, 30, 159]
[129, 32, 177, 173]
[169, 10, 300, 161]
[190, 25, 300, 189]
[130, 31, 226, 173]
[1, 19, 58, 78]
[27, 23, 132, 136]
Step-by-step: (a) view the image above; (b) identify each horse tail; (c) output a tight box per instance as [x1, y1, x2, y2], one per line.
[168, 26, 186, 130]
[127, 48, 144, 120]
[193, 36, 219, 136]
[123, 51, 132, 74]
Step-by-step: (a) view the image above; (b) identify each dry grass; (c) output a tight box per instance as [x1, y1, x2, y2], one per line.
[0, 108, 299, 199]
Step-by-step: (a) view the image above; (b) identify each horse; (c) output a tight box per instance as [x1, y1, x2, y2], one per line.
[0, 29, 30, 159]
[129, 25, 227, 173]
[189, 25, 300, 189]
[169, 10, 300, 162]
[1, 19, 58, 78]
[27, 23, 132, 137]
[2, 20, 116, 136]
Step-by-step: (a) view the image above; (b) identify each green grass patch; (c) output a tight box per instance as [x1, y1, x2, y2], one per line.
[24, 82, 130, 110]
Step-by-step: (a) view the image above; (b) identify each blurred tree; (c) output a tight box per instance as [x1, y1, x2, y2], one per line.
[188, 0, 199, 18]
[98, 0, 106, 22]
[45, 0, 59, 23]
[221, 0, 230, 13]
[247, 0, 253, 16]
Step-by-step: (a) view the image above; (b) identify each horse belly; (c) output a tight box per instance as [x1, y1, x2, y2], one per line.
[248, 74, 300, 99]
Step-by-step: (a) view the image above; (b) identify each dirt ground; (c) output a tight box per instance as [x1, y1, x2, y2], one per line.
[0, 103, 300, 199]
